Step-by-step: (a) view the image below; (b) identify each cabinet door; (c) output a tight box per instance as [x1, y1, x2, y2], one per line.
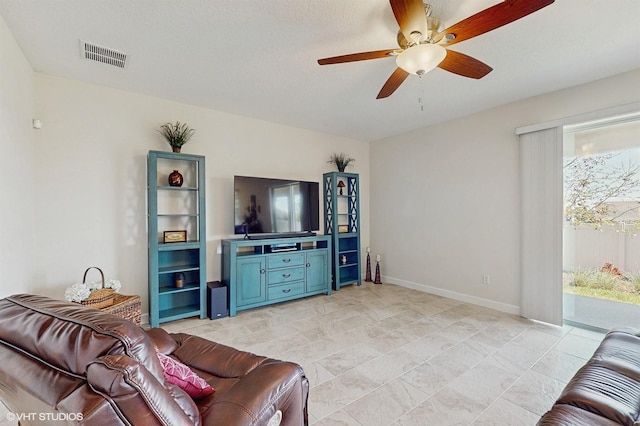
[236, 257, 266, 306]
[306, 250, 328, 293]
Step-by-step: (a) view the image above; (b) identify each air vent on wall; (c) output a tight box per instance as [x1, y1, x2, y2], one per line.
[80, 40, 129, 69]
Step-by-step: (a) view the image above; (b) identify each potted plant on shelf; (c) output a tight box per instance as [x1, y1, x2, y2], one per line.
[158, 121, 195, 153]
[328, 153, 355, 172]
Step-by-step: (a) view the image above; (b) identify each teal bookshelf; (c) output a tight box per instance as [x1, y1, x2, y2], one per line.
[147, 150, 206, 327]
[323, 172, 361, 290]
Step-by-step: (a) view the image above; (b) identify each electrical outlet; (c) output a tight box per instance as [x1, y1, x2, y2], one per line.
[482, 274, 490, 285]
[216, 244, 222, 255]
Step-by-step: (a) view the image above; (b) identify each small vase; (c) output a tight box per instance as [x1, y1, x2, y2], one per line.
[168, 170, 184, 187]
[171, 146, 181, 153]
[175, 272, 185, 288]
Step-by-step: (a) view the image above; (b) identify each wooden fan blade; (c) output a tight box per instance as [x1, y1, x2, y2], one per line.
[390, 0, 428, 43]
[318, 49, 397, 65]
[377, 67, 410, 99]
[435, 0, 554, 46]
[438, 50, 492, 79]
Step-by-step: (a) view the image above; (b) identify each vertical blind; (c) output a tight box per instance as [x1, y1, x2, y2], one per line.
[519, 127, 563, 325]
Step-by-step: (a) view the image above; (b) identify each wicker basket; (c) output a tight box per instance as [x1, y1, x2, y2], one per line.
[79, 267, 114, 309]
[101, 294, 141, 325]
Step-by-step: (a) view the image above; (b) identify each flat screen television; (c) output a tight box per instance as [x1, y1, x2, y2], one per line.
[234, 175, 320, 237]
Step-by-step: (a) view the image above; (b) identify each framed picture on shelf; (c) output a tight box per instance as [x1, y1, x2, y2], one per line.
[163, 230, 187, 243]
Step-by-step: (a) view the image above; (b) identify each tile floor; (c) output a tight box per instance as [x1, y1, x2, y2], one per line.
[162, 282, 606, 426]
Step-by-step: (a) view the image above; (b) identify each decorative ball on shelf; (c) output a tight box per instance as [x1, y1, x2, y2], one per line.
[168, 170, 184, 187]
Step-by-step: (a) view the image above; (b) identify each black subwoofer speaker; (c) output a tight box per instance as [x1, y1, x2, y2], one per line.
[207, 281, 228, 320]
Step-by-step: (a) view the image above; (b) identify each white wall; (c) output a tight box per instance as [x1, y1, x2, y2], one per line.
[0, 14, 36, 297]
[370, 69, 640, 314]
[31, 74, 369, 317]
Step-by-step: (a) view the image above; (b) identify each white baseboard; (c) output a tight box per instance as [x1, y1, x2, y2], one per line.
[383, 275, 521, 316]
[141, 313, 150, 328]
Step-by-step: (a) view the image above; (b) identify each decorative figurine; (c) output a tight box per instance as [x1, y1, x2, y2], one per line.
[374, 255, 382, 284]
[365, 247, 372, 282]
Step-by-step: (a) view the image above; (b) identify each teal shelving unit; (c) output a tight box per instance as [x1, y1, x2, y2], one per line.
[323, 172, 361, 290]
[147, 150, 206, 327]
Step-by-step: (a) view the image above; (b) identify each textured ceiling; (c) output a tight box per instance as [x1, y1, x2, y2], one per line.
[1, 0, 639, 142]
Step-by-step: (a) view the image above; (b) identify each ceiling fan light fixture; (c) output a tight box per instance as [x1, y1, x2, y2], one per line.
[396, 44, 446, 76]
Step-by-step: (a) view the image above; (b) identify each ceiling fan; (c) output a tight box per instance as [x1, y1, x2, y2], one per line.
[317, 0, 555, 99]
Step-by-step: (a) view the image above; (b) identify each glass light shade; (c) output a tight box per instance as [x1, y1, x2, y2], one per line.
[396, 44, 446, 76]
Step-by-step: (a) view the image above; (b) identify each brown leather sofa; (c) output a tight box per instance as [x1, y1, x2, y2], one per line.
[0, 294, 309, 425]
[538, 327, 640, 425]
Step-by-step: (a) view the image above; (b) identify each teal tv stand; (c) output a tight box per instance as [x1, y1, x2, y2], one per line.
[221, 235, 331, 316]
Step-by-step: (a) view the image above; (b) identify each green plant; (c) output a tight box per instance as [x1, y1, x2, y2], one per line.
[158, 121, 195, 152]
[328, 153, 355, 172]
[564, 267, 640, 305]
[571, 268, 619, 290]
[628, 273, 640, 293]
[570, 268, 594, 288]
[591, 271, 619, 291]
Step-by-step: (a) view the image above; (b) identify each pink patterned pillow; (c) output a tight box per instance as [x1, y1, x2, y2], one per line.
[156, 351, 214, 399]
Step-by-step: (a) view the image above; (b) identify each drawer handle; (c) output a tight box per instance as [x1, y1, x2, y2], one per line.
[282, 273, 291, 278]
[282, 288, 291, 293]
[282, 258, 291, 263]
[260, 269, 265, 274]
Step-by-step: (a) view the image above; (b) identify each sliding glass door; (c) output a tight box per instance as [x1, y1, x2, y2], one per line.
[563, 118, 640, 330]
